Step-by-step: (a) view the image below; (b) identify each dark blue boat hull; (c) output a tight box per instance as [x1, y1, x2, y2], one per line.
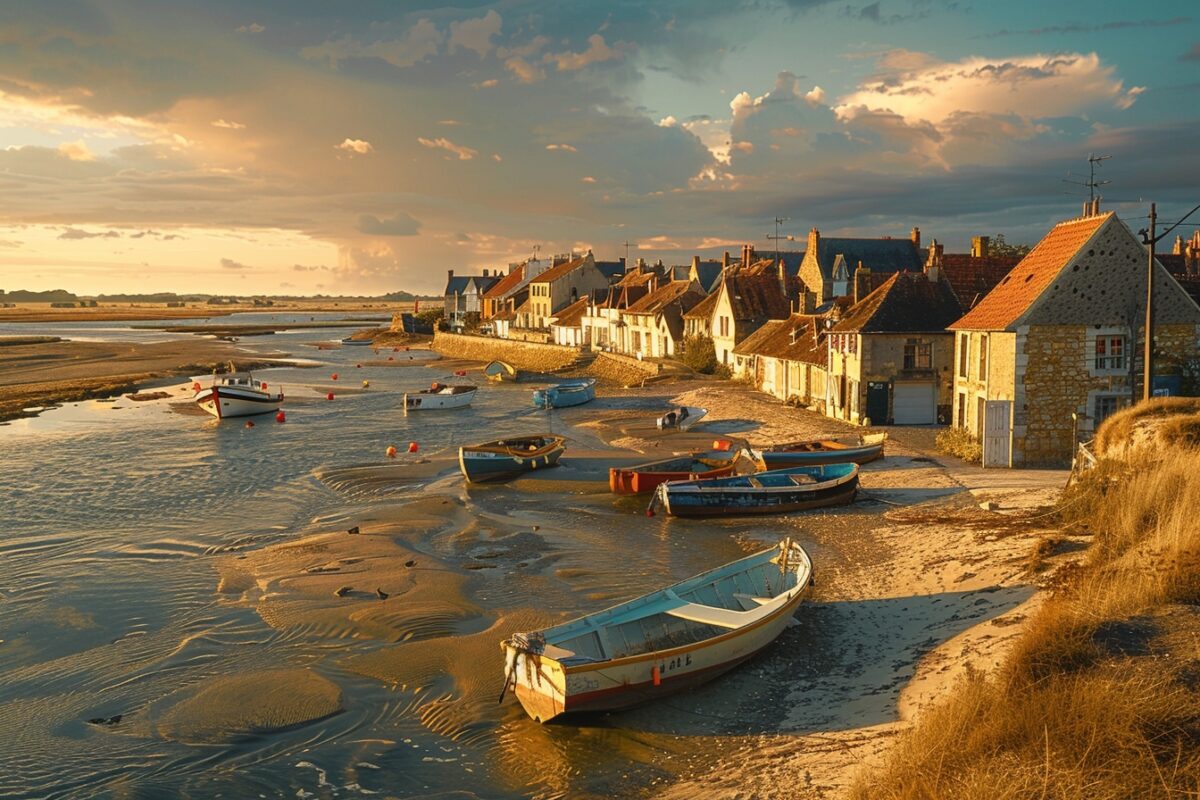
[659, 463, 859, 517]
[759, 443, 882, 468]
[459, 446, 564, 482]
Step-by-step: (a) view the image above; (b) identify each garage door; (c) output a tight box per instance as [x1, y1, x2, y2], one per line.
[892, 381, 936, 424]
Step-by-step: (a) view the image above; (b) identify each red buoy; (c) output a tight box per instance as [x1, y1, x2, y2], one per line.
[454, 370, 466, 377]
[275, 411, 286, 423]
[192, 382, 201, 392]
[386, 445, 397, 458]
[331, 373, 339, 381]
[356, 363, 362, 368]
[408, 442, 419, 453]
[393, 347, 400, 352]
[387, 356, 394, 361]
[245, 420, 255, 428]
[326, 392, 335, 401]
[713, 439, 732, 451]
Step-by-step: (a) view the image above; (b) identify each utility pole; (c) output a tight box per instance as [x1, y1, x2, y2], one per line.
[1143, 203, 1156, 401]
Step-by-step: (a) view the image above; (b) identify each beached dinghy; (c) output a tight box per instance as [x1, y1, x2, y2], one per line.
[194, 372, 284, 419]
[404, 382, 477, 411]
[459, 435, 566, 482]
[655, 406, 707, 432]
[499, 538, 813, 722]
[341, 337, 374, 346]
[609, 448, 741, 495]
[532, 378, 596, 409]
[651, 463, 859, 518]
[485, 360, 519, 382]
[751, 433, 886, 468]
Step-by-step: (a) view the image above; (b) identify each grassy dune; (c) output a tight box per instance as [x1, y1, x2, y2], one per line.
[853, 403, 1200, 799]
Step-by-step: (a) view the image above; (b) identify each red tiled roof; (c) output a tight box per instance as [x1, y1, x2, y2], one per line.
[550, 297, 589, 328]
[530, 256, 588, 285]
[733, 314, 827, 367]
[726, 274, 791, 321]
[950, 213, 1111, 331]
[482, 264, 525, 299]
[624, 280, 704, 315]
[940, 254, 1022, 309]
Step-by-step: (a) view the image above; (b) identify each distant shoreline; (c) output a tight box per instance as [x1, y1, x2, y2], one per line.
[0, 300, 414, 324]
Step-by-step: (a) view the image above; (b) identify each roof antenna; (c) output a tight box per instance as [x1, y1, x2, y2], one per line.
[1062, 153, 1111, 204]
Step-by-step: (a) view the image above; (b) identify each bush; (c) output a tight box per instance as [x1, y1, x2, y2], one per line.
[415, 307, 445, 327]
[681, 335, 720, 375]
[936, 426, 982, 464]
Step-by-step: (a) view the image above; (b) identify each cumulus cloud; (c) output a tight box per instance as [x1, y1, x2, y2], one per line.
[474, 79, 499, 89]
[335, 138, 374, 155]
[448, 10, 501, 58]
[57, 140, 94, 161]
[804, 86, 826, 105]
[357, 212, 421, 236]
[547, 34, 624, 72]
[58, 227, 119, 240]
[303, 20, 443, 69]
[658, 115, 678, 127]
[545, 143, 578, 152]
[220, 257, 249, 270]
[211, 118, 246, 129]
[417, 136, 477, 160]
[504, 56, 545, 83]
[236, 23, 265, 34]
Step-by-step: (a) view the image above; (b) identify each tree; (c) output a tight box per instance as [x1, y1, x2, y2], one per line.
[990, 234, 1032, 259]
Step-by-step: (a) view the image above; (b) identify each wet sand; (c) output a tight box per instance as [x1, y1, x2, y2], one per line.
[201, 379, 1066, 798]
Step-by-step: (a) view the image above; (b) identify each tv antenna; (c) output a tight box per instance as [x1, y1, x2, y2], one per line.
[1062, 153, 1111, 202]
[766, 217, 794, 267]
[623, 240, 635, 268]
[531, 244, 541, 261]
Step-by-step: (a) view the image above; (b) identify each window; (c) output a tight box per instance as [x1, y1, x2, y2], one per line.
[904, 341, 933, 370]
[1094, 336, 1125, 371]
[957, 392, 967, 429]
[1094, 395, 1122, 426]
[719, 316, 729, 337]
[958, 333, 969, 378]
[978, 333, 988, 381]
[631, 331, 641, 352]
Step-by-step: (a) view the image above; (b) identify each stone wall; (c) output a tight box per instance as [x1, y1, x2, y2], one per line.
[431, 331, 580, 371]
[588, 351, 662, 387]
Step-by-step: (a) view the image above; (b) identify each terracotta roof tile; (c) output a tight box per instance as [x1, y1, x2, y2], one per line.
[940, 254, 1022, 309]
[530, 256, 588, 285]
[951, 213, 1111, 331]
[834, 272, 963, 333]
[550, 297, 589, 327]
[624, 280, 704, 314]
[726, 274, 791, 321]
[733, 314, 827, 367]
[683, 290, 719, 319]
[482, 264, 525, 298]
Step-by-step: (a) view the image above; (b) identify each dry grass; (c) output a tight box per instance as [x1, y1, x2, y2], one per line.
[936, 427, 982, 464]
[852, 444, 1200, 800]
[1094, 397, 1200, 457]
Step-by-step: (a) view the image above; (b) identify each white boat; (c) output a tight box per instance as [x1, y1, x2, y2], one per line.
[194, 372, 283, 419]
[403, 382, 477, 411]
[499, 538, 813, 722]
[656, 406, 707, 431]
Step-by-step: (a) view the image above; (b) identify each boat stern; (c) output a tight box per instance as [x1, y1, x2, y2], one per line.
[501, 642, 568, 723]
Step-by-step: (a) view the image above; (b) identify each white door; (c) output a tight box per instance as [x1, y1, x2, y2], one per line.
[982, 400, 1012, 468]
[893, 382, 935, 424]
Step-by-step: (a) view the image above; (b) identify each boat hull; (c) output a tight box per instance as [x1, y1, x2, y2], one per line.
[658, 464, 859, 518]
[403, 387, 476, 410]
[656, 407, 707, 432]
[458, 444, 564, 482]
[609, 452, 738, 495]
[505, 571, 811, 722]
[759, 442, 883, 468]
[532, 379, 596, 409]
[484, 360, 519, 382]
[194, 386, 283, 419]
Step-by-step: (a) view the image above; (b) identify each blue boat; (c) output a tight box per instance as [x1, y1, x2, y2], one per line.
[532, 378, 596, 409]
[650, 463, 859, 518]
[458, 435, 566, 483]
[751, 433, 886, 469]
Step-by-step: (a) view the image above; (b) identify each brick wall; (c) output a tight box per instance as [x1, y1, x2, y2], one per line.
[431, 331, 580, 371]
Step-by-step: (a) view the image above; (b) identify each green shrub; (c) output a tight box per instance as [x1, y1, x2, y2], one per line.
[936, 426, 982, 463]
[681, 335, 720, 375]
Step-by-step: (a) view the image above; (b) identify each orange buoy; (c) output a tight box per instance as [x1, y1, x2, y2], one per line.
[245, 420, 255, 428]
[261, 382, 267, 390]
[331, 373, 339, 381]
[356, 363, 362, 368]
[362, 380, 369, 389]
[275, 411, 286, 423]
[386, 445, 397, 458]
[192, 382, 201, 392]
[387, 356, 394, 361]
[713, 439, 732, 451]
[408, 442, 419, 453]
[393, 347, 400, 352]
[651, 665, 661, 686]
[326, 392, 335, 401]
[454, 370, 466, 377]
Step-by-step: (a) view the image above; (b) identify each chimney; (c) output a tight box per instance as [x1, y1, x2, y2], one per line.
[636, 257, 646, 271]
[853, 262, 871, 305]
[1092, 197, 1101, 216]
[722, 251, 731, 271]
[971, 236, 989, 259]
[911, 226, 921, 251]
[807, 227, 820, 257]
[1083, 200, 1092, 218]
[924, 241, 943, 283]
[799, 290, 816, 315]
[447, 269, 454, 281]
[620, 256, 627, 271]
[741, 244, 751, 270]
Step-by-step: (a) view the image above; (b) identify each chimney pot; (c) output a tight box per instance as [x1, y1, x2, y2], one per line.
[911, 226, 921, 250]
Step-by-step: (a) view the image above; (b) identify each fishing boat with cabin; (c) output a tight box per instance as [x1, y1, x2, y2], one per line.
[403, 382, 477, 411]
[499, 538, 813, 722]
[609, 447, 741, 495]
[458, 435, 566, 482]
[651, 463, 859, 517]
[750, 433, 886, 468]
[532, 378, 596, 409]
[193, 371, 284, 419]
[655, 406, 707, 432]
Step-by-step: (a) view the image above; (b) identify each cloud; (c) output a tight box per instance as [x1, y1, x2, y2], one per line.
[474, 79, 499, 89]
[220, 257, 249, 270]
[236, 23, 265, 34]
[335, 138, 374, 155]
[0, 239, 22, 248]
[547, 34, 624, 72]
[303, 20, 443, 69]
[1184, 43, 1200, 62]
[357, 212, 421, 236]
[211, 119, 246, 129]
[805, 86, 826, 105]
[982, 16, 1192, 39]
[581, 176, 596, 183]
[293, 264, 327, 272]
[658, 115, 678, 127]
[504, 56, 545, 83]
[417, 136, 477, 160]
[448, 10, 501, 58]
[545, 143, 578, 152]
[57, 140, 94, 161]
[58, 227, 119, 240]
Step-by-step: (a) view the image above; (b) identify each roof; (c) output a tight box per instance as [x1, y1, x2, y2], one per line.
[482, 264, 525, 299]
[550, 297, 589, 328]
[810, 237, 922, 282]
[624, 280, 704, 315]
[725, 274, 792, 322]
[444, 273, 500, 295]
[531, 255, 590, 285]
[834, 272, 963, 333]
[733, 314, 827, 367]
[684, 289, 720, 320]
[951, 212, 1111, 331]
[940, 254, 1022, 309]
[595, 260, 625, 281]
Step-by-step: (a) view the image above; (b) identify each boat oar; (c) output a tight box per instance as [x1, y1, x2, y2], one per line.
[498, 647, 517, 704]
[646, 485, 663, 517]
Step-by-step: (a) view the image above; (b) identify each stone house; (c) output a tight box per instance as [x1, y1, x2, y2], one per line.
[480, 257, 552, 321]
[443, 270, 500, 329]
[713, 270, 795, 368]
[798, 227, 924, 302]
[582, 269, 658, 351]
[683, 291, 720, 340]
[549, 297, 590, 347]
[827, 270, 964, 426]
[949, 206, 1200, 467]
[526, 252, 609, 329]
[732, 315, 829, 408]
[618, 280, 706, 358]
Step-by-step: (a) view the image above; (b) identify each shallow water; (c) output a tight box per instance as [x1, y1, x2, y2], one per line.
[0, 319, 860, 799]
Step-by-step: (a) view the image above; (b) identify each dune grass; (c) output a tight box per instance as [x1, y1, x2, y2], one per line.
[1094, 396, 1200, 456]
[853, 404, 1200, 800]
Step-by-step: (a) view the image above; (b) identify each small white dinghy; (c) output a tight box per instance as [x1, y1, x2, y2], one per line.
[656, 406, 707, 431]
[194, 372, 283, 419]
[404, 382, 477, 412]
[499, 538, 813, 722]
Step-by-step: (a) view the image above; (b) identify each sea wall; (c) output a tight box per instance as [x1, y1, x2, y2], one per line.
[588, 352, 662, 387]
[431, 331, 580, 371]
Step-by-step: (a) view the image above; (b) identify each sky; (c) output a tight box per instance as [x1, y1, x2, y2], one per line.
[0, 0, 1198, 296]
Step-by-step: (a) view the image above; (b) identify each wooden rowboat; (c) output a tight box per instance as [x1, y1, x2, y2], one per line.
[458, 434, 566, 483]
[655, 406, 707, 432]
[651, 463, 859, 518]
[403, 382, 477, 411]
[751, 432, 886, 468]
[609, 449, 740, 495]
[532, 378, 596, 409]
[485, 360, 519, 382]
[499, 538, 813, 722]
